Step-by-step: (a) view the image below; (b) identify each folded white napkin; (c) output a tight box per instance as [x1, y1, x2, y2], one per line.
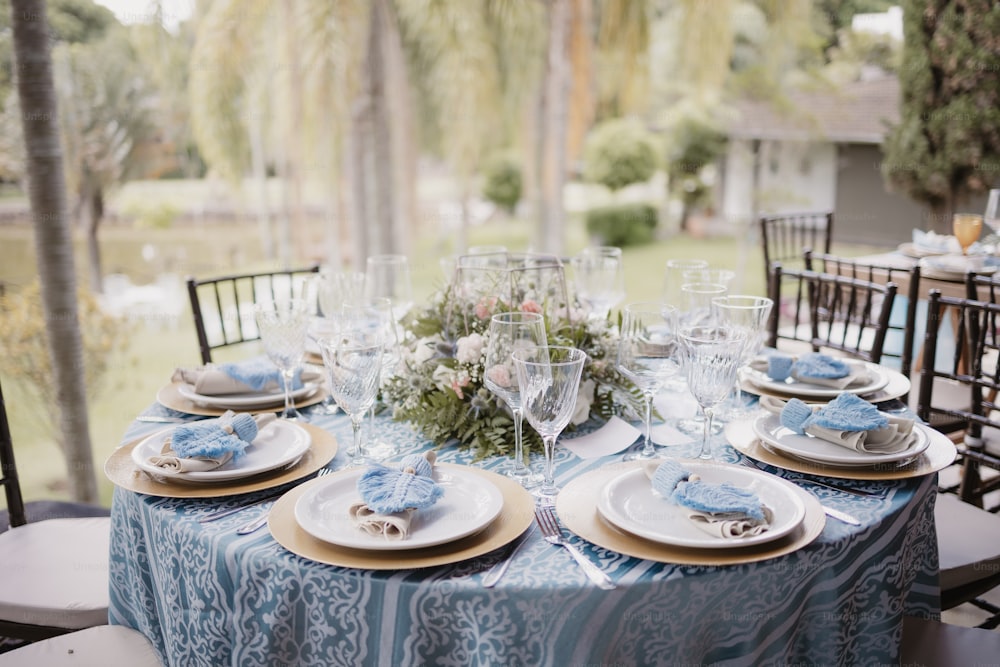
[347, 505, 417, 541]
[147, 412, 277, 475]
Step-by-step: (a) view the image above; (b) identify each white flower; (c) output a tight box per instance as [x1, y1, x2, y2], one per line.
[570, 378, 596, 425]
[413, 337, 437, 364]
[455, 333, 485, 365]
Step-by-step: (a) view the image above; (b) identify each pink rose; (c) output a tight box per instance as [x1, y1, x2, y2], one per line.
[521, 300, 543, 314]
[475, 297, 498, 319]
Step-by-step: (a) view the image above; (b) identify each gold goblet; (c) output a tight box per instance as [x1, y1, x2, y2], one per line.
[953, 213, 983, 255]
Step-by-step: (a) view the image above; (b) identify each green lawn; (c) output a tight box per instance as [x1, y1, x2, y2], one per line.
[0, 190, 874, 507]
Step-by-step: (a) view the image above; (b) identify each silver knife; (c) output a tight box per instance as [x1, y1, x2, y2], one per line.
[821, 504, 861, 526]
[482, 525, 535, 588]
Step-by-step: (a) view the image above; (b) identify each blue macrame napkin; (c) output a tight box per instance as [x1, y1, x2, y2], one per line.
[348, 452, 444, 541]
[172, 357, 322, 395]
[643, 460, 772, 539]
[772, 393, 915, 454]
[147, 410, 277, 474]
[751, 351, 869, 390]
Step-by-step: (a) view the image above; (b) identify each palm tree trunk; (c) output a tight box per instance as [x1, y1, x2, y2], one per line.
[540, 0, 570, 256]
[84, 183, 104, 294]
[10, 0, 98, 503]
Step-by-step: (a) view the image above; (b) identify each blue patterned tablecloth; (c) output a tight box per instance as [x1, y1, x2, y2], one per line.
[109, 402, 940, 667]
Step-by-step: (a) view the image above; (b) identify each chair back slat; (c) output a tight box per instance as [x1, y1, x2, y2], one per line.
[186, 265, 320, 364]
[767, 263, 897, 366]
[0, 379, 27, 529]
[760, 212, 833, 294]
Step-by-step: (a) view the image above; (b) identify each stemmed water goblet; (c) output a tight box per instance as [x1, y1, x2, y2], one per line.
[254, 298, 310, 421]
[317, 320, 384, 468]
[711, 295, 774, 420]
[572, 246, 626, 321]
[365, 254, 414, 323]
[512, 345, 587, 505]
[484, 312, 547, 487]
[953, 214, 983, 256]
[676, 282, 728, 435]
[312, 270, 365, 414]
[679, 326, 747, 460]
[616, 302, 681, 461]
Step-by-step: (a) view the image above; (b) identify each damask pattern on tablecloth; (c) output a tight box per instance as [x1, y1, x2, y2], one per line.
[109, 406, 940, 667]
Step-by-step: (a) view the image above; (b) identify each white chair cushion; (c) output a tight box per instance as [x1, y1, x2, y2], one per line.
[936, 493, 1000, 590]
[0, 625, 161, 666]
[0, 518, 110, 629]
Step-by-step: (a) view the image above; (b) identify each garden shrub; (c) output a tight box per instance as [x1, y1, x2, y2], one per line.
[585, 202, 658, 247]
[481, 153, 522, 214]
[582, 118, 658, 192]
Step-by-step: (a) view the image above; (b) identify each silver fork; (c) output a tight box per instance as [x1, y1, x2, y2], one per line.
[737, 458, 861, 526]
[534, 505, 615, 590]
[236, 468, 334, 535]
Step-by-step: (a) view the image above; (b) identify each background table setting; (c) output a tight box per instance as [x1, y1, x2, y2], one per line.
[105, 251, 952, 666]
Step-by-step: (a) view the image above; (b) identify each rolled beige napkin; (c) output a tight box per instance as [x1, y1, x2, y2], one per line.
[147, 412, 277, 476]
[685, 506, 775, 539]
[346, 452, 442, 541]
[172, 359, 322, 396]
[347, 505, 417, 541]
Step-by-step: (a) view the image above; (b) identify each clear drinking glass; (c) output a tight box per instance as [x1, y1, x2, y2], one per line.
[616, 302, 681, 461]
[985, 189, 1000, 234]
[318, 324, 383, 468]
[571, 246, 626, 321]
[365, 254, 414, 323]
[484, 312, 547, 487]
[254, 299, 310, 421]
[662, 258, 709, 306]
[513, 345, 587, 505]
[679, 326, 747, 460]
[711, 295, 774, 420]
[312, 270, 365, 414]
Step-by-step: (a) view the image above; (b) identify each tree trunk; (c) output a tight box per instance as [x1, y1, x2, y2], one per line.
[370, 0, 396, 256]
[84, 183, 104, 294]
[539, 0, 570, 257]
[248, 95, 275, 261]
[10, 0, 98, 503]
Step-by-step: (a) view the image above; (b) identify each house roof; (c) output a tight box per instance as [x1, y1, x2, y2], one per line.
[730, 75, 900, 144]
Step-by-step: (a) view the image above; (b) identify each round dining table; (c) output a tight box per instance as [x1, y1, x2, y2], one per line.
[108, 394, 942, 667]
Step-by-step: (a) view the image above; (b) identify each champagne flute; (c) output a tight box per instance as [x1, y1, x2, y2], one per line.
[571, 246, 626, 321]
[365, 254, 414, 323]
[253, 299, 310, 421]
[953, 214, 983, 256]
[317, 322, 383, 468]
[679, 326, 747, 460]
[513, 345, 586, 505]
[484, 312, 547, 487]
[711, 295, 774, 420]
[616, 302, 681, 461]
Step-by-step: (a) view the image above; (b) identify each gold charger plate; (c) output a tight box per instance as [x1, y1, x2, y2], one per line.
[268, 464, 535, 570]
[724, 418, 957, 481]
[556, 461, 825, 566]
[156, 381, 327, 417]
[105, 422, 338, 498]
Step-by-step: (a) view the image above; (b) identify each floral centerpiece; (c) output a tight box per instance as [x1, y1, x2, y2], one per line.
[382, 254, 645, 459]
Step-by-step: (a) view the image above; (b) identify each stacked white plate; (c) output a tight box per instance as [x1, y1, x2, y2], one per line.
[177, 382, 320, 410]
[293, 467, 504, 551]
[131, 420, 312, 483]
[751, 413, 930, 468]
[595, 460, 806, 550]
[744, 359, 889, 399]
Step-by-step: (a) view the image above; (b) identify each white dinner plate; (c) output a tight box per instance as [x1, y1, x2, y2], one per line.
[294, 466, 504, 551]
[596, 461, 806, 550]
[745, 360, 889, 399]
[918, 255, 999, 281]
[131, 419, 312, 483]
[177, 382, 319, 409]
[751, 412, 930, 468]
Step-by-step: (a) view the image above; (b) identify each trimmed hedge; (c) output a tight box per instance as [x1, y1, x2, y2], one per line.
[585, 203, 658, 247]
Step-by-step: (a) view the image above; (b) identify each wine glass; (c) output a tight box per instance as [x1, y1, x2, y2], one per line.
[953, 214, 983, 256]
[616, 302, 681, 461]
[312, 270, 365, 414]
[985, 189, 1000, 235]
[679, 282, 728, 327]
[317, 323, 383, 468]
[365, 254, 414, 323]
[571, 246, 626, 321]
[512, 345, 587, 505]
[253, 299, 310, 421]
[484, 312, 547, 487]
[681, 268, 735, 292]
[662, 258, 709, 306]
[679, 326, 747, 460]
[711, 295, 774, 420]
[343, 297, 400, 461]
